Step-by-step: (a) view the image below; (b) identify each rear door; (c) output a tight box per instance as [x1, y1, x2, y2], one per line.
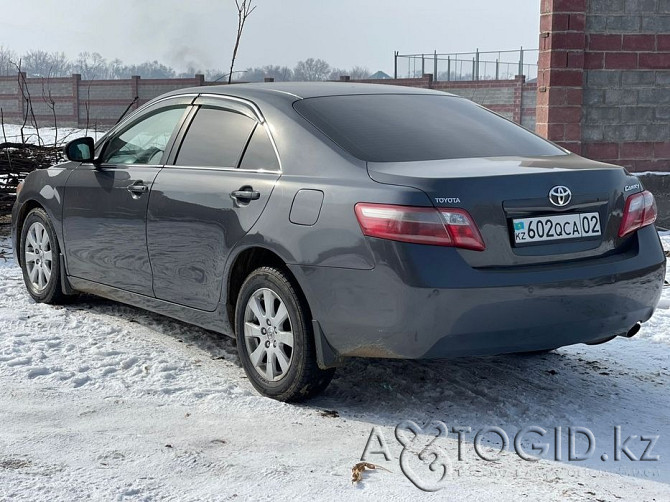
[63, 99, 190, 295]
[147, 97, 281, 310]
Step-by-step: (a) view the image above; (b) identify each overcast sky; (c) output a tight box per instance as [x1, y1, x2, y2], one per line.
[2, 0, 540, 74]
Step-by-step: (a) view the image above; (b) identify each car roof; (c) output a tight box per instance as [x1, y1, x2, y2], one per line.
[163, 81, 456, 103]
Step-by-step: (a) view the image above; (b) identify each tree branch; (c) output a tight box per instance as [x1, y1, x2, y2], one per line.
[228, 0, 256, 84]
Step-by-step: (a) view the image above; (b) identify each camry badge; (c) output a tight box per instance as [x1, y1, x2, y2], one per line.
[548, 186, 572, 207]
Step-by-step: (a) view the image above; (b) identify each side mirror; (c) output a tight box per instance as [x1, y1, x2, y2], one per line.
[64, 137, 95, 163]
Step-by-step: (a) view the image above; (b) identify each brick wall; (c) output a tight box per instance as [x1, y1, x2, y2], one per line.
[0, 74, 205, 129]
[351, 75, 537, 130]
[538, 0, 670, 172]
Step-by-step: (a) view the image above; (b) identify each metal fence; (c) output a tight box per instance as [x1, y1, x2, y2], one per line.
[394, 48, 539, 82]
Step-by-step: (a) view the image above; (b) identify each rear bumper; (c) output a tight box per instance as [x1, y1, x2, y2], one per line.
[290, 225, 665, 359]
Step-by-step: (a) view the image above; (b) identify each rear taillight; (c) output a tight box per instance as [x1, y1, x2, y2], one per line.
[354, 203, 485, 251]
[618, 190, 657, 237]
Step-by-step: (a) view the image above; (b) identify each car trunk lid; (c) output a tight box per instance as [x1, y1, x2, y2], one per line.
[367, 154, 643, 268]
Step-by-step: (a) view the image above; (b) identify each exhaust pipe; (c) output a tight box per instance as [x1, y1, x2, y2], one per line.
[588, 323, 642, 345]
[621, 323, 641, 339]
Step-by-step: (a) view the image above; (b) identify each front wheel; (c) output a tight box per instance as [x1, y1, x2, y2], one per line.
[235, 266, 335, 402]
[19, 208, 69, 304]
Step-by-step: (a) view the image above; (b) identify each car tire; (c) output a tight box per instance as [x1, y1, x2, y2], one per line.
[235, 266, 335, 402]
[19, 208, 69, 304]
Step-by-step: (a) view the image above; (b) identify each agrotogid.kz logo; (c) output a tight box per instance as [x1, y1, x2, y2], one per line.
[548, 185, 572, 207]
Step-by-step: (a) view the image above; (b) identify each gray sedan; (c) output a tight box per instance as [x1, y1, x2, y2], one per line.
[11, 83, 665, 401]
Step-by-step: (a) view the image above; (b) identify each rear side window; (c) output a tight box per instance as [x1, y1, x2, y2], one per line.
[239, 126, 280, 171]
[294, 94, 565, 162]
[175, 107, 256, 167]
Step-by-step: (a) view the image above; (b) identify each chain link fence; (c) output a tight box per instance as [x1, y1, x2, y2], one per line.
[394, 48, 539, 82]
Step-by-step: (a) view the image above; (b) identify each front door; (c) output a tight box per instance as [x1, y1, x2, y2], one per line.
[62, 103, 189, 296]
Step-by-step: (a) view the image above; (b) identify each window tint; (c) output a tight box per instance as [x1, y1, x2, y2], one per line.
[175, 107, 256, 167]
[101, 106, 186, 165]
[239, 125, 280, 171]
[294, 95, 565, 162]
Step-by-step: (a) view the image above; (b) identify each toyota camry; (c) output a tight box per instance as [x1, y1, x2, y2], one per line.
[11, 82, 665, 401]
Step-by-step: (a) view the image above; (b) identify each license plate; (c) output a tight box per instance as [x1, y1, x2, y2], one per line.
[512, 212, 601, 245]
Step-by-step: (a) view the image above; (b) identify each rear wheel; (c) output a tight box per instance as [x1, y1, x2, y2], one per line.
[235, 266, 335, 401]
[20, 208, 68, 304]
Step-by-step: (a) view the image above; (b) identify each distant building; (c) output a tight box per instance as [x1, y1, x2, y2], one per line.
[368, 71, 391, 80]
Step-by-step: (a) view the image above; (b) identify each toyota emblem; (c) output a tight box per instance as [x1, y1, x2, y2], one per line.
[548, 186, 572, 207]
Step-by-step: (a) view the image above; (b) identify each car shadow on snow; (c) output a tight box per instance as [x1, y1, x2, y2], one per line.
[69, 294, 242, 366]
[307, 340, 670, 481]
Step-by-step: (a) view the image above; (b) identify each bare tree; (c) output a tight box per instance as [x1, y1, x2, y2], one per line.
[48, 51, 72, 77]
[10, 59, 41, 145]
[23, 50, 71, 77]
[23, 50, 51, 77]
[328, 67, 347, 80]
[41, 70, 58, 148]
[74, 52, 108, 80]
[0, 46, 16, 76]
[1, 108, 7, 143]
[228, 0, 256, 84]
[294, 58, 331, 81]
[328, 65, 370, 80]
[349, 66, 371, 80]
[243, 64, 293, 82]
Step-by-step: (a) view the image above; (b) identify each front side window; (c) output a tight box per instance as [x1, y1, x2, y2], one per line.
[100, 106, 187, 165]
[175, 107, 256, 168]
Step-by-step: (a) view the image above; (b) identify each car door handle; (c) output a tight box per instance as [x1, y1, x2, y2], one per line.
[127, 182, 149, 194]
[231, 189, 261, 201]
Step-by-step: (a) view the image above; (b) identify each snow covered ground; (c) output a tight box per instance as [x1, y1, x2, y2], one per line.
[1, 123, 106, 147]
[1, 229, 670, 500]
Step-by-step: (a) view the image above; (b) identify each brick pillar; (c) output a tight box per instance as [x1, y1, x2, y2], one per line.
[536, 0, 586, 153]
[195, 74, 205, 86]
[131, 75, 140, 109]
[513, 75, 526, 124]
[72, 74, 81, 127]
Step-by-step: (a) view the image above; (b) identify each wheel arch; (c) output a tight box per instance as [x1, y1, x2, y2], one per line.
[15, 199, 48, 267]
[226, 246, 309, 329]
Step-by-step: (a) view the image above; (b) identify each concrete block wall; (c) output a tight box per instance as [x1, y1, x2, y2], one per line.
[522, 88, 538, 129]
[351, 75, 537, 130]
[0, 78, 20, 118]
[0, 74, 206, 129]
[0, 71, 535, 132]
[538, 0, 670, 172]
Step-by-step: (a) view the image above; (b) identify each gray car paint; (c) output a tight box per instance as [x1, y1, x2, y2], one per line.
[11, 82, 666, 366]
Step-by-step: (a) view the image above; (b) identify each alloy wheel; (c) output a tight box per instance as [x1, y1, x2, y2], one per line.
[24, 221, 53, 292]
[243, 287, 294, 382]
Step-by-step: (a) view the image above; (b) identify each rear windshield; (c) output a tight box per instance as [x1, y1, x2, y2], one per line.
[293, 94, 565, 162]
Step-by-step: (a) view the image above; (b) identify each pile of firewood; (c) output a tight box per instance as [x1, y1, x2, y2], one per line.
[0, 142, 63, 214]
